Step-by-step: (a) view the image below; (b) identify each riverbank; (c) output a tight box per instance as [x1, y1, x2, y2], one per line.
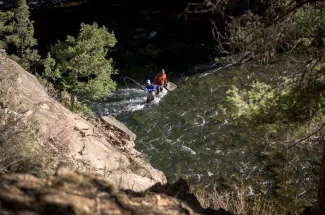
[0, 50, 166, 191]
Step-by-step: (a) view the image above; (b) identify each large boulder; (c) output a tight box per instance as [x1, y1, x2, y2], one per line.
[0, 50, 166, 191]
[0, 171, 233, 215]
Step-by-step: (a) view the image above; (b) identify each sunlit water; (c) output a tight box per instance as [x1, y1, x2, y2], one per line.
[92, 87, 168, 116]
[91, 57, 319, 210]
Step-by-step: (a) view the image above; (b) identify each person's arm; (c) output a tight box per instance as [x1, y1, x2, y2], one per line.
[144, 86, 148, 91]
[151, 84, 156, 91]
[164, 74, 168, 85]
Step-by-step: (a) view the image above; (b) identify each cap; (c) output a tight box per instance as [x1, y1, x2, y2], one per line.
[146, 80, 151, 84]
[161, 69, 165, 73]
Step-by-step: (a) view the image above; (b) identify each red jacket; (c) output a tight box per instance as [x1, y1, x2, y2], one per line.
[153, 73, 167, 85]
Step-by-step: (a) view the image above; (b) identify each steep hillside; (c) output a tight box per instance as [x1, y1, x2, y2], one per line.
[0, 49, 165, 191]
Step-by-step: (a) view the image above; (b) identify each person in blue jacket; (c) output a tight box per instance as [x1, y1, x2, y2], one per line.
[144, 79, 156, 103]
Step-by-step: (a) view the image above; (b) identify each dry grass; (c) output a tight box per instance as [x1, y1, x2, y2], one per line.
[37, 77, 94, 117]
[210, 185, 245, 214]
[210, 184, 284, 215]
[191, 180, 285, 215]
[190, 185, 210, 208]
[37, 76, 60, 100]
[0, 73, 55, 176]
[128, 157, 152, 179]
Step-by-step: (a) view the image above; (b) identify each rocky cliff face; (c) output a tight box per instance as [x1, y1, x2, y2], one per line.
[0, 50, 166, 191]
[0, 170, 233, 215]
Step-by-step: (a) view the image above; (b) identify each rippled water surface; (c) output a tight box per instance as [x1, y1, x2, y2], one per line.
[91, 57, 320, 209]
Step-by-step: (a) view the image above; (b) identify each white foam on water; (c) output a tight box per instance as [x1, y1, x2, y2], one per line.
[194, 114, 205, 126]
[164, 138, 173, 144]
[97, 87, 168, 115]
[215, 149, 224, 155]
[148, 88, 168, 105]
[181, 145, 197, 155]
[196, 173, 204, 182]
[198, 64, 231, 78]
[148, 138, 161, 145]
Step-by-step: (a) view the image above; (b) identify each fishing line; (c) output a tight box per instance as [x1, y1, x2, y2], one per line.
[123, 77, 145, 89]
[122, 77, 180, 156]
[142, 109, 180, 156]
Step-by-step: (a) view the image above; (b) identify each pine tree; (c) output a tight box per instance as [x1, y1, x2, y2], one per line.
[44, 22, 117, 111]
[5, 0, 40, 69]
[0, 2, 14, 49]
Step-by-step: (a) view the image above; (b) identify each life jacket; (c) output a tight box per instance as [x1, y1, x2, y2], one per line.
[153, 73, 167, 85]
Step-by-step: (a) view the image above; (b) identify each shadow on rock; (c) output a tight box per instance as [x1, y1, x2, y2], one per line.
[126, 178, 234, 215]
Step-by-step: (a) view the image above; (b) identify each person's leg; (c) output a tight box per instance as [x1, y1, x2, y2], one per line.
[156, 85, 160, 95]
[146, 93, 152, 103]
[151, 92, 156, 101]
[147, 92, 155, 102]
[157, 85, 162, 95]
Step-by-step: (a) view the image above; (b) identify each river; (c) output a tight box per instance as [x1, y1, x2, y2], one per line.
[90, 56, 319, 212]
[30, 0, 319, 212]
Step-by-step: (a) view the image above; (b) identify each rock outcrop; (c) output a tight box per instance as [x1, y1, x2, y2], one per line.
[0, 171, 233, 215]
[0, 50, 166, 191]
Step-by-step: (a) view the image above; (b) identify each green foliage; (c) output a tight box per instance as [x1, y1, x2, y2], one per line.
[202, 0, 325, 213]
[75, 103, 95, 117]
[223, 56, 325, 144]
[0, 10, 13, 49]
[6, 0, 37, 51]
[220, 1, 325, 130]
[217, 1, 325, 60]
[0, 10, 14, 34]
[0, 0, 40, 69]
[36, 76, 60, 99]
[43, 52, 59, 78]
[289, 2, 325, 48]
[224, 11, 271, 53]
[225, 81, 278, 122]
[44, 22, 117, 111]
[60, 90, 94, 117]
[214, 58, 325, 213]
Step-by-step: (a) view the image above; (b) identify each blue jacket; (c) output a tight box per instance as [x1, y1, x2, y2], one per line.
[144, 84, 156, 92]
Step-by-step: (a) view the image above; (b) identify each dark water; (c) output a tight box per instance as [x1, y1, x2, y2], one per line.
[31, 0, 215, 83]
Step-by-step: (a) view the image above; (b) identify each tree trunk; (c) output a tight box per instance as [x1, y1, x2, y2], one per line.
[315, 144, 325, 215]
[70, 94, 75, 112]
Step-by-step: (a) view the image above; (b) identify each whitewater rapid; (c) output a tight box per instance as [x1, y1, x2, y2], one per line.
[91, 87, 168, 116]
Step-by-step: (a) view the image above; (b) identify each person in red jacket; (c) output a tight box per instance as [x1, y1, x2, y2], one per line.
[153, 69, 168, 95]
